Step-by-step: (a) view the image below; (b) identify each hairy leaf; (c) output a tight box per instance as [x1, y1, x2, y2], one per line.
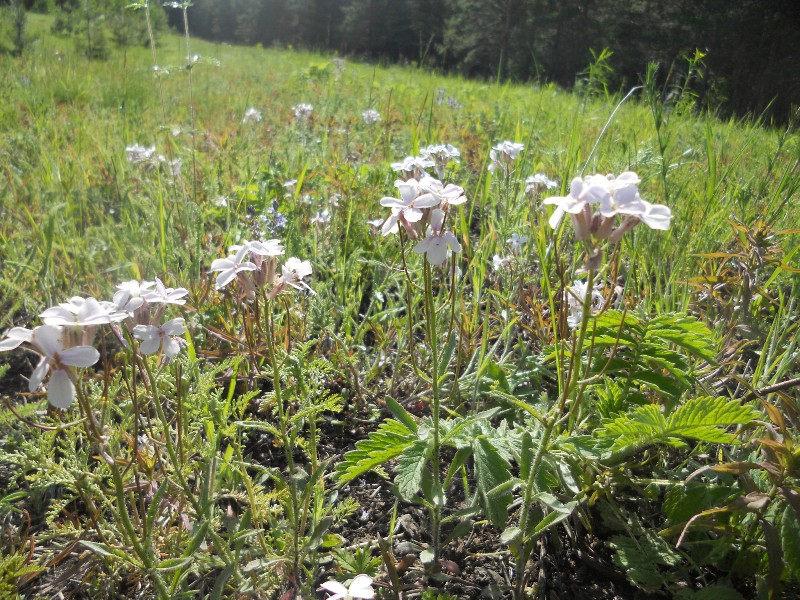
[473, 436, 513, 527]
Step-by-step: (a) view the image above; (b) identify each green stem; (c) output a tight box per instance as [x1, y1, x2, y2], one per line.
[512, 267, 596, 599]
[422, 259, 442, 564]
[264, 297, 302, 593]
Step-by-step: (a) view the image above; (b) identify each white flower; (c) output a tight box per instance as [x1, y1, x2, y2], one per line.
[362, 109, 381, 124]
[380, 179, 440, 236]
[24, 325, 99, 409]
[144, 278, 189, 305]
[492, 254, 511, 271]
[113, 280, 156, 315]
[126, 144, 156, 164]
[246, 239, 285, 257]
[417, 176, 467, 207]
[40, 297, 121, 327]
[421, 144, 460, 178]
[390, 155, 434, 179]
[280, 257, 315, 295]
[319, 574, 374, 600]
[565, 281, 604, 329]
[542, 176, 608, 230]
[242, 107, 262, 124]
[525, 173, 559, 195]
[413, 230, 462, 265]
[488, 141, 525, 173]
[292, 103, 313, 120]
[210, 245, 258, 290]
[637, 199, 673, 230]
[421, 144, 460, 164]
[311, 209, 331, 227]
[506, 233, 529, 252]
[133, 318, 186, 359]
[0, 327, 32, 351]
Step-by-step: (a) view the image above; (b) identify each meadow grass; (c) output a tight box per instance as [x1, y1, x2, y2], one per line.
[1, 12, 799, 599]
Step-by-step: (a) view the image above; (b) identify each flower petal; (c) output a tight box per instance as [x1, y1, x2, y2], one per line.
[47, 369, 76, 409]
[59, 346, 100, 368]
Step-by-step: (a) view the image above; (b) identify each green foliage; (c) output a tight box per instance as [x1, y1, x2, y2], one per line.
[599, 396, 760, 454]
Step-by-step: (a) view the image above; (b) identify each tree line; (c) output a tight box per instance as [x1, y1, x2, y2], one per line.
[166, 0, 799, 124]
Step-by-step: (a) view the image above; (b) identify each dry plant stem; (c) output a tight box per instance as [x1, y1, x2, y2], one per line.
[422, 259, 443, 564]
[512, 267, 596, 600]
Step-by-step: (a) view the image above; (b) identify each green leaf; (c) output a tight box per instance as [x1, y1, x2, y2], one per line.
[600, 397, 759, 452]
[666, 396, 760, 442]
[782, 504, 800, 580]
[473, 436, 513, 527]
[335, 419, 416, 485]
[385, 396, 418, 434]
[396, 440, 430, 501]
[609, 532, 680, 591]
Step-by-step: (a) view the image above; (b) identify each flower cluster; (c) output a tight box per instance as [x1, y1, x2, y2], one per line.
[525, 173, 558, 196]
[488, 140, 525, 173]
[543, 171, 671, 243]
[125, 143, 182, 181]
[379, 166, 468, 265]
[361, 108, 381, 125]
[0, 279, 188, 408]
[210, 239, 315, 298]
[292, 103, 313, 121]
[421, 144, 460, 179]
[565, 280, 605, 329]
[242, 107, 263, 124]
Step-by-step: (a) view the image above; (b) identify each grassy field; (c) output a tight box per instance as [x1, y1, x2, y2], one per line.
[1, 11, 799, 599]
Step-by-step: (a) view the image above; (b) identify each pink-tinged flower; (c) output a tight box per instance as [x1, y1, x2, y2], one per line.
[597, 171, 645, 218]
[565, 281, 604, 329]
[113, 280, 156, 315]
[543, 176, 609, 234]
[246, 239, 285, 257]
[488, 141, 525, 173]
[144, 278, 189, 305]
[417, 176, 467, 208]
[391, 155, 434, 180]
[40, 297, 122, 327]
[25, 325, 99, 409]
[525, 173, 558, 195]
[413, 230, 462, 265]
[380, 179, 440, 237]
[636, 199, 672, 230]
[133, 318, 186, 359]
[421, 144, 460, 178]
[280, 257, 315, 295]
[319, 574, 374, 600]
[0, 327, 32, 351]
[210, 245, 258, 290]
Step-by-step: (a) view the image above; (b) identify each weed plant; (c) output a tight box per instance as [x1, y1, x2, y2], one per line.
[0, 7, 799, 600]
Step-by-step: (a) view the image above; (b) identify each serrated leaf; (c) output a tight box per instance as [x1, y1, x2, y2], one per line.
[667, 396, 759, 442]
[396, 440, 430, 501]
[335, 419, 416, 485]
[474, 436, 513, 527]
[600, 397, 758, 452]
